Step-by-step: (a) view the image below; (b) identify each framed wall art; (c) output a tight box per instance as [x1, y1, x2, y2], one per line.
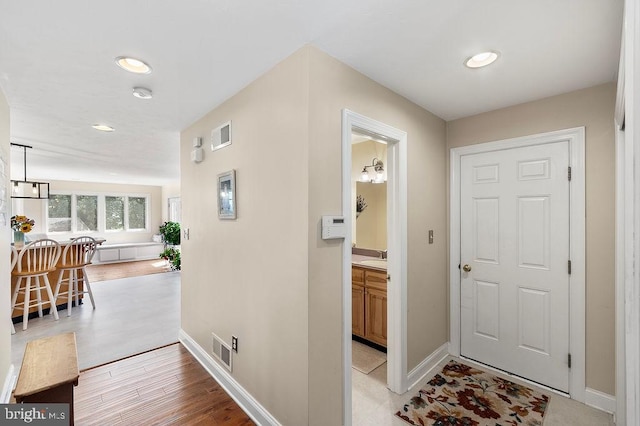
[217, 169, 236, 219]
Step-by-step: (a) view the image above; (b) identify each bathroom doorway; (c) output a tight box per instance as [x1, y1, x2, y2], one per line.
[341, 109, 408, 425]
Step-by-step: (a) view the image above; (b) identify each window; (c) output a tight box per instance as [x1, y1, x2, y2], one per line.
[47, 192, 149, 233]
[105, 196, 125, 231]
[48, 194, 72, 232]
[76, 195, 98, 231]
[128, 197, 146, 230]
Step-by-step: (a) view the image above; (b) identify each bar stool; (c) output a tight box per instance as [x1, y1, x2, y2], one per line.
[10, 239, 61, 331]
[54, 236, 97, 316]
[10, 246, 18, 335]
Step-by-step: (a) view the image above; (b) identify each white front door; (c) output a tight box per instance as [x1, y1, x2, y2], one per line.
[460, 141, 571, 392]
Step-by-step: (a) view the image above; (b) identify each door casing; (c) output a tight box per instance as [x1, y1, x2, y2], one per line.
[341, 109, 408, 425]
[449, 127, 586, 402]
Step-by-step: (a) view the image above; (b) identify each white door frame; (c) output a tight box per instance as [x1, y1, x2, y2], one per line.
[449, 127, 586, 402]
[615, 0, 640, 423]
[341, 109, 408, 425]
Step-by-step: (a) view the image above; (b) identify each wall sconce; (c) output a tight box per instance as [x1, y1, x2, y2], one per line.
[360, 158, 385, 183]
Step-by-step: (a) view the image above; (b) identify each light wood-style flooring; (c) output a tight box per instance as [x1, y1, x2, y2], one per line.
[85, 259, 171, 282]
[11, 271, 180, 371]
[75, 343, 254, 425]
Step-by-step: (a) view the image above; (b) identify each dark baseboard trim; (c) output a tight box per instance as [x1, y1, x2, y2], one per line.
[352, 334, 387, 353]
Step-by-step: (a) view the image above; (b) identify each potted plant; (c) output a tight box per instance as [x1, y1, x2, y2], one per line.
[160, 247, 181, 271]
[158, 221, 181, 270]
[159, 221, 180, 247]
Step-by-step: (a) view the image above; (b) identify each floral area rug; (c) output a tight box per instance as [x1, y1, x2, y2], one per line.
[396, 360, 549, 426]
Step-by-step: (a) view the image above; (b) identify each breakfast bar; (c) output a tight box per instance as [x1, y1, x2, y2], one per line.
[10, 238, 105, 321]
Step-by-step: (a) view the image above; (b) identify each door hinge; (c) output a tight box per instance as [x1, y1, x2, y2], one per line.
[568, 260, 572, 275]
[568, 353, 572, 369]
[568, 166, 572, 181]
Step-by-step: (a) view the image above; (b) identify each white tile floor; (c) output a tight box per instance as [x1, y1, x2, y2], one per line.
[352, 354, 615, 425]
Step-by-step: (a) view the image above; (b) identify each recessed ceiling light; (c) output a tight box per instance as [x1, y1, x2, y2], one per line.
[92, 124, 115, 132]
[465, 51, 500, 69]
[115, 56, 152, 74]
[132, 87, 153, 99]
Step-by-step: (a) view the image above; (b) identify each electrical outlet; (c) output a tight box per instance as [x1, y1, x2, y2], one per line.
[231, 336, 238, 353]
[183, 228, 190, 240]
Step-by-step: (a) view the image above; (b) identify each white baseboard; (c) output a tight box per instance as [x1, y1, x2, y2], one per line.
[407, 342, 450, 390]
[1, 364, 16, 403]
[179, 330, 281, 426]
[584, 387, 616, 415]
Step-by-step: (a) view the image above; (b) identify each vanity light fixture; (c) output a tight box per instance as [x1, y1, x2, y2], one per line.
[10, 143, 50, 199]
[465, 51, 500, 69]
[132, 87, 153, 99]
[360, 158, 385, 184]
[115, 56, 152, 74]
[92, 124, 115, 132]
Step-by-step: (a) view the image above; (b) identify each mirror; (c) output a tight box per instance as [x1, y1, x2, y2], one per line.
[355, 181, 386, 250]
[352, 136, 387, 251]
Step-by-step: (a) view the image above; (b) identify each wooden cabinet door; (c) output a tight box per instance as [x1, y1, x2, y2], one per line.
[352, 284, 365, 337]
[352, 267, 365, 285]
[365, 287, 387, 346]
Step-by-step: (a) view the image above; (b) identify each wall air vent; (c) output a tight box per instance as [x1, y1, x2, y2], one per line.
[211, 121, 232, 151]
[212, 332, 232, 372]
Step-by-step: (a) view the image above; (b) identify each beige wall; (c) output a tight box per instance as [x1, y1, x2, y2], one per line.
[14, 180, 163, 245]
[446, 82, 616, 395]
[0, 88, 11, 393]
[306, 47, 448, 424]
[180, 46, 448, 424]
[180, 48, 310, 425]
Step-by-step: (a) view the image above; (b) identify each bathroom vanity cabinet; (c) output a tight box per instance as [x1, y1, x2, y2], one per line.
[352, 265, 387, 347]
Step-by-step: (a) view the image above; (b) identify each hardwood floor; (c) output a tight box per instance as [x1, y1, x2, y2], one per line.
[75, 343, 254, 425]
[85, 259, 171, 282]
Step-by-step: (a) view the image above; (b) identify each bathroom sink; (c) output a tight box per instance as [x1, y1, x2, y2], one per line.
[359, 260, 387, 268]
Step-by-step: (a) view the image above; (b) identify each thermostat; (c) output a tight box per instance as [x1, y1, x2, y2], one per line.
[322, 215, 346, 240]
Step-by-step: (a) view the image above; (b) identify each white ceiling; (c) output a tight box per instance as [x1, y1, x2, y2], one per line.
[0, 1, 623, 186]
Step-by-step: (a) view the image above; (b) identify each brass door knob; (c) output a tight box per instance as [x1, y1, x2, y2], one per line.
[462, 264, 472, 272]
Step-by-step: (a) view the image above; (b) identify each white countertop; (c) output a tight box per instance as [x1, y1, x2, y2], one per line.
[352, 254, 387, 271]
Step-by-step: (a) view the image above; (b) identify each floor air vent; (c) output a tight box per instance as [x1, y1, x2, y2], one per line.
[212, 332, 232, 372]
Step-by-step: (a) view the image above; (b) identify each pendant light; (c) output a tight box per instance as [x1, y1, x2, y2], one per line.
[10, 143, 50, 199]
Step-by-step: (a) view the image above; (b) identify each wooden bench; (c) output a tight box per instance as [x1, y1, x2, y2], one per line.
[14, 333, 79, 425]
